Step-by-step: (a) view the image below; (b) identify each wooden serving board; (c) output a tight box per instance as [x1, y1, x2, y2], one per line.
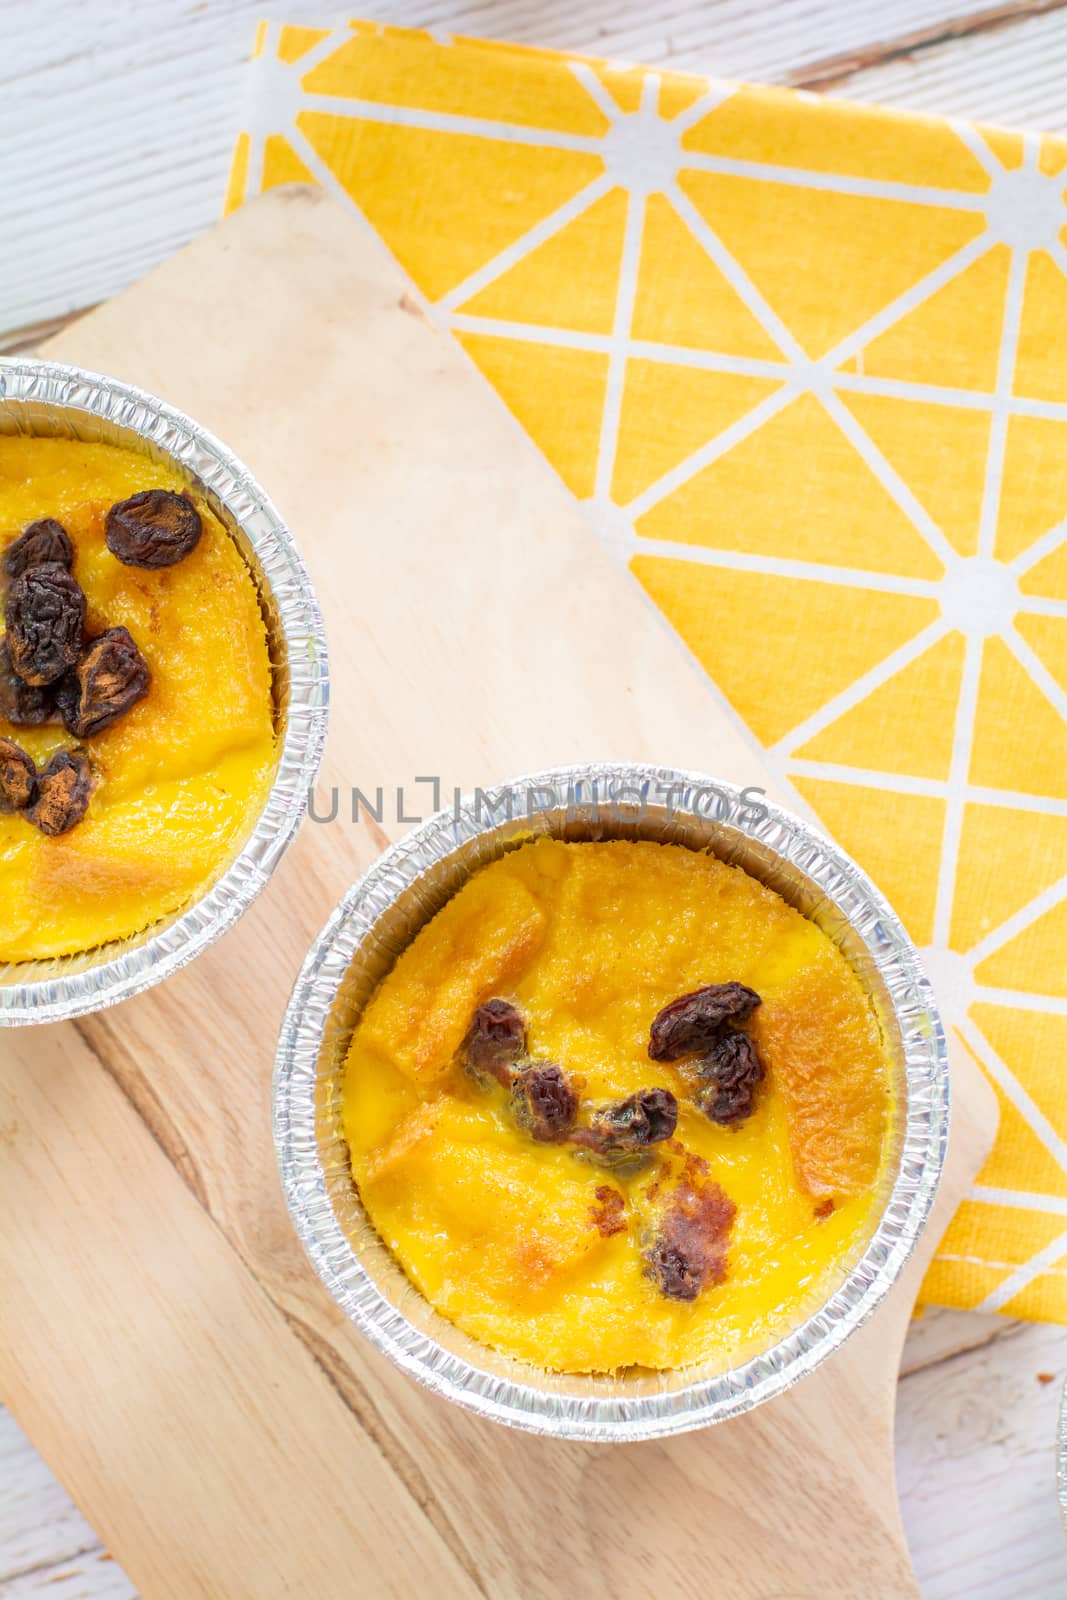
[0, 188, 997, 1600]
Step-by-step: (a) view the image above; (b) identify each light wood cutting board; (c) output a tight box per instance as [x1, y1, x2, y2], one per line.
[0, 188, 997, 1600]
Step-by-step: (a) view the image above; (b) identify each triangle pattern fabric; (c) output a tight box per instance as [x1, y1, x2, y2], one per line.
[1015, 249, 1067, 405]
[459, 187, 628, 334]
[225, 133, 251, 216]
[838, 391, 991, 560]
[677, 168, 987, 359]
[791, 629, 965, 779]
[976, 894, 1067, 999]
[297, 112, 605, 301]
[940, 1195, 1067, 1277]
[843, 245, 1010, 393]
[277, 25, 332, 65]
[973, 1076, 1067, 1201]
[998, 1271, 1067, 1323]
[683, 86, 991, 192]
[996, 415, 1067, 563]
[1021, 537, 1067, 603]
[1040, 134, 1067, 176]
[937, 1190, 1066, 1269]
[951, 801, 1067, 953]
[631, 554, 940, 746]
[302, 28, 611, 135]
[611, 361, 781, 505]
[631, 194, 785, 360]
[1015, 613, 1067, 698]
[635, 393, 946, 579]
[971, 1003, 1067, 1158]
[919, 1258, 1003, 1314]
[658, 75, 715, 122]
[261, 133, 317, 191]
[590, 62, 645, 114]
[458, 332, 608, 498]
[969, 636, 1067, 801]
[790, 777, 945, 945]
[981, 126, 1025, 170]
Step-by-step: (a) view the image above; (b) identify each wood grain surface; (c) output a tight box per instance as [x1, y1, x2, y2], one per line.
[0, 186, 996, 1600]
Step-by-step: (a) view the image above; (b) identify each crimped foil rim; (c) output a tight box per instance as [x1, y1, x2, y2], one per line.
[1059, 1380, 1067, 1532]
[0, 357, 329, 1024]
[275, 763, 949, 1442]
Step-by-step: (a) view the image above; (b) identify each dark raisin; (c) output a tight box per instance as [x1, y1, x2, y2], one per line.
[5, 563, 86, 686]
[105, 489, 202, 569]
[572, 1087, 678, 1157]
[695, 1032, 765, 1126]
[26, 748, 92, 836]
[513, 1062, 578, 1143]
[0, 636, 56, 725]
[644, 1179, 736, 1301]
[463, 998, 526, 1087]
[648, 982, 762, 1062]
[56, 627, 151, 739]
[611, 1086, 678, 1145]
[0, 736, 36, 812]
[3, 519, 74, 581]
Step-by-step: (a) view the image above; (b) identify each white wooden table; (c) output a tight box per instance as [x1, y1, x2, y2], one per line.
[1, 2, 1066, 1595]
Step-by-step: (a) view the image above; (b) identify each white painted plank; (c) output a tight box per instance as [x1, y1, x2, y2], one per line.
[901, 1306, 1027, 1376]
[0, 0, 979, 336]
[897, 1316, 1067, 1600]
[377, 0, 966, 77]
[838, 5, 1067, 136]
[0, 1406, 134, 1596]
[1, 1556, 138, 1599]
[0, 0, 329, 334]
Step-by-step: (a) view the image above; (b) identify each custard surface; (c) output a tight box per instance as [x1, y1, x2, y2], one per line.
[0, 437, 276, 960]
[343, 838, 892, 1374]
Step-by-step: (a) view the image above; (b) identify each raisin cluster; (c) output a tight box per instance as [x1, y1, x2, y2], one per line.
[0, 490, 199, 837]
[462, 999, 677, 1158]
[460, 997, 743, 1306]
[648, 981, 766, 1127]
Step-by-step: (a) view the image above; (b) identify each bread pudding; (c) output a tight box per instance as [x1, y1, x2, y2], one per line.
[342, 837, 892, 1374]
[0, 436, 276, 961]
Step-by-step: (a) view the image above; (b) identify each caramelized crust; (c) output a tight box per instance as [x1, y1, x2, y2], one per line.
[645, 1162, 736, 1300]
[590, 1185, 627, 1237]
[357, 873, 546, 1082]
[752, 944, 888, 1202]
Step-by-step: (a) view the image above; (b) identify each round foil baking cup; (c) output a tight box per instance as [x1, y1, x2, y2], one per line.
[0, 357, 329, 1025]
[1058, 1381, 1067, 1532]
[275, 763, 949, 1442]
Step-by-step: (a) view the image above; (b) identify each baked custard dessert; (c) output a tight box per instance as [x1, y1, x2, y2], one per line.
[342, 838, 892, 1374]
[0, 436, 276, 961]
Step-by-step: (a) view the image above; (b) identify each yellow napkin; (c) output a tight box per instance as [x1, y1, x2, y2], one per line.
[228, 19, 1067, 1323]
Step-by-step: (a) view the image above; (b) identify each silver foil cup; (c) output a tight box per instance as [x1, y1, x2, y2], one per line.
[0, 357, 329, 1024]
[275, 764, 948, 1440]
